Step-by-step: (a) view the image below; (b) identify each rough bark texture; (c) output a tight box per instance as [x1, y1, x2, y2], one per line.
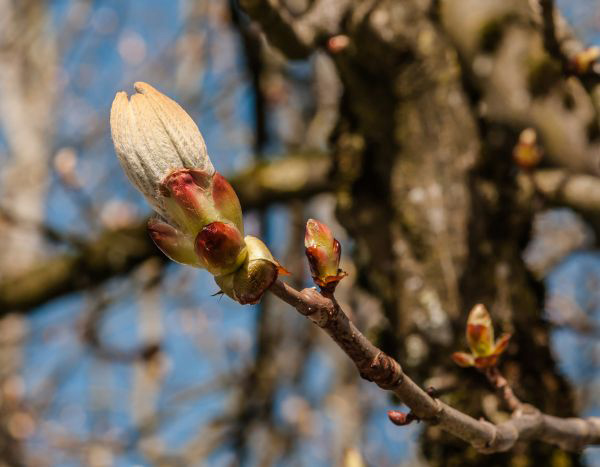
[241, 0, 600, 464]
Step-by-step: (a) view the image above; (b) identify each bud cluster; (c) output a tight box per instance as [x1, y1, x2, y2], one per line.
[111, 82, 281, 304]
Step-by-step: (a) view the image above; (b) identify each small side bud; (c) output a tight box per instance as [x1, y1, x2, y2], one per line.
[387, 410, 418, 426]
[493, 332, 511, 356]
[513, 128, 542, 170]
[148, 218, 202, 267]
[304, 219, 347, 291]
[327, 35, 350, 54]
[570, 46, 600, 74]
[195, 222, 247, 276]
[215, 236, 280, 305]
[452, 304, 512, 369]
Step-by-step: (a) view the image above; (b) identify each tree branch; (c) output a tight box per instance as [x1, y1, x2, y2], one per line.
[440, 0, 600, 173]
[239, 0, 350, 59]
[525, 169, 600, 213]
[238, 0, 312, 59]
[0, 153, 332, 313]
[269, 279, 600, 453]
[538, 0, 568, 69]
[483, 367, 522, 413]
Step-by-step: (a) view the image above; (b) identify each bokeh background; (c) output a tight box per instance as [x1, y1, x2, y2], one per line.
[0, 0, 598, 466]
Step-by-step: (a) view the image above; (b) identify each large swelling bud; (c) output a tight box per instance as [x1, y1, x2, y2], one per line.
[110, 82, 280, 304]
[110, 82, 213, 221]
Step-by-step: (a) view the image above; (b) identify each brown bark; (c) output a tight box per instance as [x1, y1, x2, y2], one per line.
[241, 0, 599, 464]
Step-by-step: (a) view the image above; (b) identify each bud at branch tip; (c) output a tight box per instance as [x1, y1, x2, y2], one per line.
[304, 219, 347, 292]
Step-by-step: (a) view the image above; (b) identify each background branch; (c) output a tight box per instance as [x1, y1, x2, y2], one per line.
[0, 153, 332, 313]
[238, 0, 351, 59]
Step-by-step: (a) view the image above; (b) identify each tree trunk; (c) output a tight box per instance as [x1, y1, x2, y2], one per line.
[332, 2, 581, 465]
[0, 1, 56, 464]
[241, 0, 596, 464]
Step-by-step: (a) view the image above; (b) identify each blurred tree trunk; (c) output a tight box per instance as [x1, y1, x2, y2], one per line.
[332, 3, 581, 466]
[242, 0, 596, 464]
[0, 0, 56, 274]
[0, 1, 56, 464]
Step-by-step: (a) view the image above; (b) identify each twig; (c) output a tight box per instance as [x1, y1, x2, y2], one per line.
[239, 0, 351, 59]
[483, 367, 522, 413]
[525, 169, 600, 212]
[538, 0, 568, 69]
[269, 279, 600, 453]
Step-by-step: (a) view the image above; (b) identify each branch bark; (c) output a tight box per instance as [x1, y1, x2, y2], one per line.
[238, 0, 597, 462]
[483, 367, 522, 413]
[239, 0, 351, 59]
[269, 279, 600, 453]
[526, 169, 600, 213]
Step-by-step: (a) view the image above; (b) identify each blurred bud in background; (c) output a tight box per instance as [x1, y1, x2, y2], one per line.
[513, 127, 543, 170]
[452, 304, 511, 369]
[570, 46, 600, 74]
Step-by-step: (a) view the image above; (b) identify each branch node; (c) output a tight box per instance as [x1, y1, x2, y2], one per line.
[362, 351, 404, 390]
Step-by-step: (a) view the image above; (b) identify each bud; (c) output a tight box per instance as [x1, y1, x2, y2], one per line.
[211, 173, 244, 233]
[195, 222, 247, 276]
[304, 219, 347, 291]
[571, 46, 600, 74]
[147, 167, 248, 276]
[159, 168, 219, 233]
[387, 410, 417, 426]
[466, 304, 494, 357]
[111, 82, 283, 299]
[158, 168, 243, 236]
[451, 304, 511, 369]
[110, 82, 213, 221]
[215, 236, 280, 305]
[147, 218, 202, 267]
[327, 35, 350, 54]
[513, 128, 542, 170]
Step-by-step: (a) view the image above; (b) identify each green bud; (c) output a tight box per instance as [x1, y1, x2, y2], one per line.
[452, 304, 512, 369]
[466, 304, 494, 357]
[215, 236, 279, 305]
